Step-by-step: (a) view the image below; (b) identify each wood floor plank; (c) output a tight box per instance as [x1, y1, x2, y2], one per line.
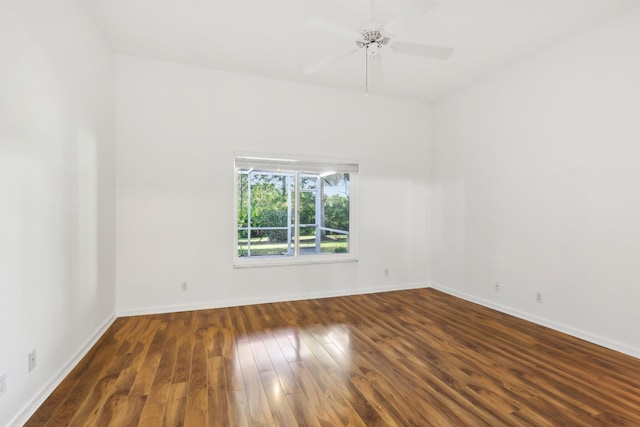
[207, 356, 231, 426]
[261, 332, 301, 395]
[27, 288, 640, 426]
[137, 332, 178, 427]
[184, 341, 209, 426]
[285, 391, 320, 426]
[129, 319, 169, 397]
[164, 382, 189, 427]
[259, 370, 298, 427]
[250, 336, 275, 373]
[163, 314, 194, 426]
[80, 344, 144, 426]
[288, 360, 347, 426]
[50, 341, 132, 426]
[328, 371, 389, 427]
[228, 390, 252, 427]
[236, 339, 275, 426]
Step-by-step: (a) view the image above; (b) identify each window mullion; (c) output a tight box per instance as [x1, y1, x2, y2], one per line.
[247, 172, 252, 257]
[315, 176, 321, 253]
[287, 175, 293, 256]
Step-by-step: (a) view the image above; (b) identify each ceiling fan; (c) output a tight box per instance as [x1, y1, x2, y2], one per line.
[303, 0, 453, 93]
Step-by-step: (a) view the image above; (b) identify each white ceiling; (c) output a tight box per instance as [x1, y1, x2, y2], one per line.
[83, 0, 638, 101]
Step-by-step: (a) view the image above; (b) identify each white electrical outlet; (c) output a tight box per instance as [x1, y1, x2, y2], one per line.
[0, 373, 6, 396]
[536, 292, 542, 303]
[384, 268, 389, 276]
[494, 282, 500, 291]
[181, 282, 188, 291]
[28, 350, 36, 372]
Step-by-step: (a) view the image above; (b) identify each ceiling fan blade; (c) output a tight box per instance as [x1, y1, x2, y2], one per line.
[393, 41, 453, 60]
[385, 0, 439, 35]
[367, 55, 385, 89]
[303, 49, 357, 75]
[306, 17, 362, 40]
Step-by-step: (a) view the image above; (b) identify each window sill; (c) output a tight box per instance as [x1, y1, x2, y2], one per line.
[233, 255, 358, 269]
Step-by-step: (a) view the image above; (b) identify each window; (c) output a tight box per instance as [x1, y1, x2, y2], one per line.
[234, 154, 357, 266]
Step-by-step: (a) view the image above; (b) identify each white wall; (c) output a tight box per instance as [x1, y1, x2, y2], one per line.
[432, 7, 640, 357]
[0, 1, 115, 425]
[115, 55, 432, 314]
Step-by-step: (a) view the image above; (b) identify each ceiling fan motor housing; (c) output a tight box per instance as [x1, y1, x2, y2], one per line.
[356, 29, 391, 55]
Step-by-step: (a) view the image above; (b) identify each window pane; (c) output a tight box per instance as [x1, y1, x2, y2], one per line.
[300, 174, 317, 190]
[299, 173, 318, 255]
[245, 231, 290, 257]
[237, 172, 248, 228]
[299, 191, 316, 226]
[322, 173, 349, 232]
[299, 225, 318, 255]
[321, 172, 350, 253]
[288, 190, 295, 256]
[241, 171, 293, 258]
[238, 230, 249, 257]
[320, 234, 348, 254]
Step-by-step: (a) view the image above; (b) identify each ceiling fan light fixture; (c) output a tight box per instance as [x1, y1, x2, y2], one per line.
[356, 29, 391, 57]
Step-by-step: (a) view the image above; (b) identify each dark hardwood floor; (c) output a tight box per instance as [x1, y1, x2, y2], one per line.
[27, 288, 640, 426]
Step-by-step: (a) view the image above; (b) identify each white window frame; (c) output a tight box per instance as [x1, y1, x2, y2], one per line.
[233, 153, 358, 268]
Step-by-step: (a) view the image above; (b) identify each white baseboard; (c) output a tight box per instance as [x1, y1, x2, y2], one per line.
[117, 282, 429, 317]
[9, 313, 117, 427]
[431, 284, 640, 360]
